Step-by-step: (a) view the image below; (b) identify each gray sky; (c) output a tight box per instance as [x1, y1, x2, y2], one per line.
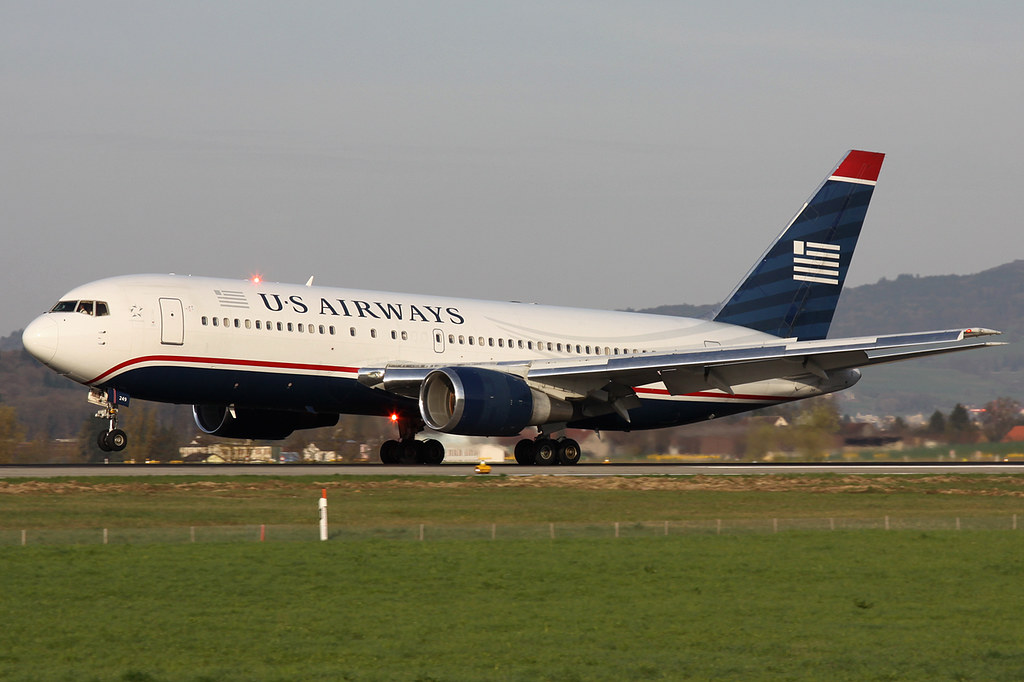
[3, 1, 1023, 337]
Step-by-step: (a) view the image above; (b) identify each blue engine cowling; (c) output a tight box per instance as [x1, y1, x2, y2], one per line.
[193, 405, 339, 440]
[419, 367, 572, 437]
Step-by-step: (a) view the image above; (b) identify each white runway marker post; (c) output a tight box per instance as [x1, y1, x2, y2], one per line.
[318, 488, 328, 541]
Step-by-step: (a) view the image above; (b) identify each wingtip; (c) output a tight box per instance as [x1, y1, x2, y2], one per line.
[963, 327, 1002, 338]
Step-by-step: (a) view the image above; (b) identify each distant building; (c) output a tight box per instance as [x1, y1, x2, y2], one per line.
[1002, 426, 1024, 443]
[179, 441, 280, 463]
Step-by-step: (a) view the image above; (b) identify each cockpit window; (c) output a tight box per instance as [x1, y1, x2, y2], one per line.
[49, 300, 110, 316]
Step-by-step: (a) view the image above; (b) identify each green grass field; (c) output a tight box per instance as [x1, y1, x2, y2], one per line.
[2, 475, 1024, 680]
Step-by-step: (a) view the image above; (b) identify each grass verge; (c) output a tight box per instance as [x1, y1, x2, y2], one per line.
[2, 533, 1023, 681]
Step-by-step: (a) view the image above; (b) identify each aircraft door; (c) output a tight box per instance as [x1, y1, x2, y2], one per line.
[159, 298, 185, 345]
[433, 329, 445, 353]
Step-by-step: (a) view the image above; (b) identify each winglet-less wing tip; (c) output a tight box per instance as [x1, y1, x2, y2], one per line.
[963, 328, 1001, 339]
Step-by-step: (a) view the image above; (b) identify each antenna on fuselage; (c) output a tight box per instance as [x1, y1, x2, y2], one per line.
[305, 276, 314, 287]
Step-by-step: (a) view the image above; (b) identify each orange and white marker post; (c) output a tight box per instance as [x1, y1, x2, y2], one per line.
[318, 488, 328, 541]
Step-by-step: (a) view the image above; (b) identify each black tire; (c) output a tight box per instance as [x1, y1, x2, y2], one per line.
[514, 439, 536, 465]
[106, 429, 128, 452]
[420, 439, 445, 465]
[557, 438, 581, 465]
[534, 438, 557, 465]
[380, 439, 401, 464]
[399, 440, 421, 464]
[97, 430, 113, 452]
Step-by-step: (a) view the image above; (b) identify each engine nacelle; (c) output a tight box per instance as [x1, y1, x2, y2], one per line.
[419, 367, 573, 436]
[193, 405, 339, 440]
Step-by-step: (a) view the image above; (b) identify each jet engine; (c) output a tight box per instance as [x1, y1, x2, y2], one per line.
[419, 367, 573, 436]
[193, 405, 339, 440]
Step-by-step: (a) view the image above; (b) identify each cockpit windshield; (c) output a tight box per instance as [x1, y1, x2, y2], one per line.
[50, 300, 109, 316]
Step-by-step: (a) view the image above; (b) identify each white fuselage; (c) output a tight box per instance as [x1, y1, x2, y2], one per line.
[23, 274, 836, 432]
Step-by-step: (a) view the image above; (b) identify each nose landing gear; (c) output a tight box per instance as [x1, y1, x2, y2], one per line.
[88, 388, 128, 453]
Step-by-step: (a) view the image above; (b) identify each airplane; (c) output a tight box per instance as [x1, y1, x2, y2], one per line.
[21, 149, 1003, 465]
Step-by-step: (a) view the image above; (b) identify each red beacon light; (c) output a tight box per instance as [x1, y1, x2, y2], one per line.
[249, 274, 263, 285]
[390, 413, 399, 423]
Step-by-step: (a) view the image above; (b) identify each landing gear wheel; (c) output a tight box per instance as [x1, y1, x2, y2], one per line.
[399, 440, 421, 464]
[419, 439, 445, 465]
[533, 438, 558, 466]
[380, 439, 401, 464]
[97, 430, 113, 452]
[557, 438, 581, 465]
[106, 429, 128, 452]
[514, 439, 536, 465]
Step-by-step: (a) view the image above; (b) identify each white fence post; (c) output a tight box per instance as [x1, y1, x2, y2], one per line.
[318, 489, 328, 541]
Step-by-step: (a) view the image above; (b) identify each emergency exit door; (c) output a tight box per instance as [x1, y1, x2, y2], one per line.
[159, 298, 185, 345]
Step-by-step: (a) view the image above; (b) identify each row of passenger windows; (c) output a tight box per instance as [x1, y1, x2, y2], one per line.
[199, 316, 651, 355]
[440, 332, 646, 356]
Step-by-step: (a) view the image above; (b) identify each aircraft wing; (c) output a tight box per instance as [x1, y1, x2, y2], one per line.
[525, 327, 1003, 400]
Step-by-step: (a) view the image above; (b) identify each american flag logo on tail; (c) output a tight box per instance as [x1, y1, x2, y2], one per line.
[793, 240, 840, 285]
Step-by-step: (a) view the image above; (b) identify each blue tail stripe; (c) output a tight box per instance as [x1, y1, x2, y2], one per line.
[713, 173, 877, 340]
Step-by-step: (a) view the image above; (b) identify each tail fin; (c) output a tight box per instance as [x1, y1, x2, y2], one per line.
[712, 149, 884, 341]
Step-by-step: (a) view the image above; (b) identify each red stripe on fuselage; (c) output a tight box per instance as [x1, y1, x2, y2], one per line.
[88, 355, 360, 385]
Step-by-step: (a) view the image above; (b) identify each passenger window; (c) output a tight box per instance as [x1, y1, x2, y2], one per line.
[488, 338, 494, 347]
[458, 335, 465, 344]
[518, 340, 524, 349]
[202, 317, 209, 326]
[498, 338, 504, 348]
[245, 320, 252, 329]
[276, 322, 283, 331]
[212, 318, 219, 327]
[223, 318, 229, 327]
[479, 337, 485, 346]
[330, 326, 336, 335]
[370, 329, 377, 339]
[350, 327, 357, 336]
[319, 325, 326, 334]
[448, 334, 455, 344]
[401, 331, 408, 341]
[468, 336, 474, 345]
[255, 320, 261, 330]
[309, 325, 315, 334]
[287, 323, 293, 332]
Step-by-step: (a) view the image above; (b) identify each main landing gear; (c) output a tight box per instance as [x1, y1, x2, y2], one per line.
[379, 415, 446, 465]
[514, 436, 581, 466]
[88, 389, 128, 453]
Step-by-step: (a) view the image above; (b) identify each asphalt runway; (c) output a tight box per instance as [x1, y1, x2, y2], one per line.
[3, 462, 1024, 478]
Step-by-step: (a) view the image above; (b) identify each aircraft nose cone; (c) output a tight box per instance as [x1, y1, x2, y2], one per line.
[23, 316, 59, 364]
